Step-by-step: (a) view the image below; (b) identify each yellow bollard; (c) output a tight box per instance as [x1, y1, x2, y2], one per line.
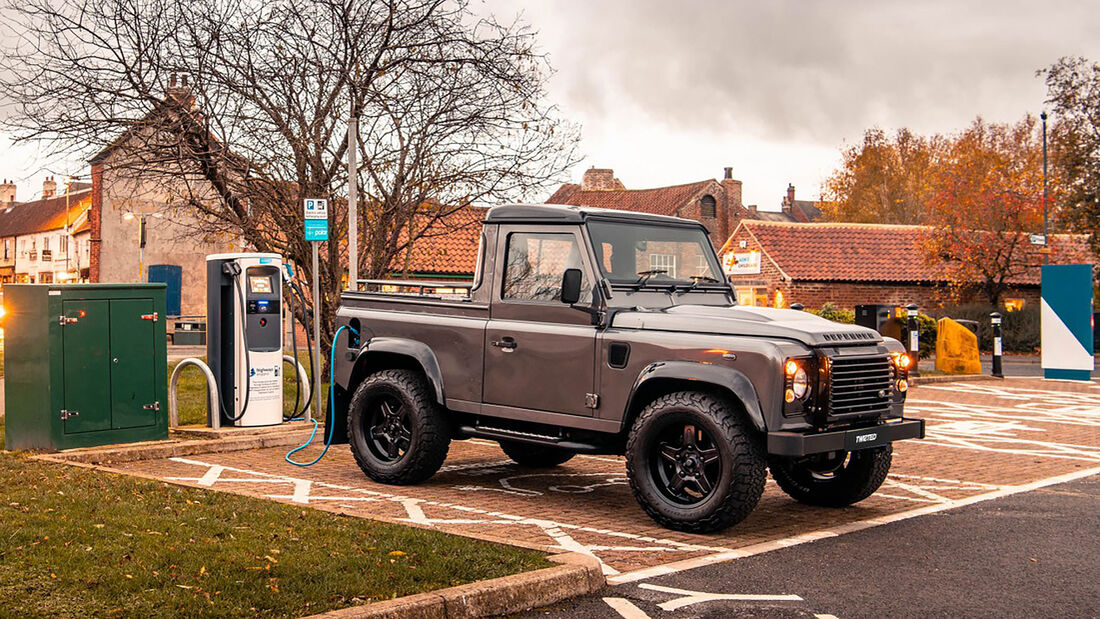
[935, 317, 982, 375]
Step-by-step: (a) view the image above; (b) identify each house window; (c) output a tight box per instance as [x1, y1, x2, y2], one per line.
[59, 235, 68, 254]
[700, 195, 717, 218]
[696, 254, 709, 277]
[735, 286, 769, 307]
[3, 239, 8, 260]
[649, 253, 678, 279]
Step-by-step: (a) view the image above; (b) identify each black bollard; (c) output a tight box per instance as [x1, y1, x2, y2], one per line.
[907, 303, 921, 378]
[991, 312, 1003, 378]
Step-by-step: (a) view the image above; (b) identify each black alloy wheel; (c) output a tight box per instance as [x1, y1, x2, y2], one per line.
[348, 369, 450, 485]
[626, 391, 766, 533]
[652, 422, 722, 505]
[366, 395, 412, 462]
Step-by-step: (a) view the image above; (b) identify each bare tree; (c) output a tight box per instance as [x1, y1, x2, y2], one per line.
[1, 0, 580, 351]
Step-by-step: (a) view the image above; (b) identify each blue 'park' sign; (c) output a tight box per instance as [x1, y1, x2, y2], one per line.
[1041, 264, 1094, 380]
[304, 219, 329, 241]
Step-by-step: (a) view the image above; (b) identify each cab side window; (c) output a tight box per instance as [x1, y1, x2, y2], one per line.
[502, 232, 591, 303]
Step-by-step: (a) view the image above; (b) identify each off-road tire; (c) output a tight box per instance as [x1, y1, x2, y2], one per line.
[348, 369, 450, 485]
[499, 441, 576, 468]
[625, 391, 766, 533]
[768, 445, 892, 507]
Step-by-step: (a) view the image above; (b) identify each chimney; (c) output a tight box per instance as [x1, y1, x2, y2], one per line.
[581, 167, 621, 191]
[0, 179, 15, 206]
[748, 204, 758, 215]
[783, 183, 795, 214]
[42, 176, 57, 199]
[719, 166, 743, 243]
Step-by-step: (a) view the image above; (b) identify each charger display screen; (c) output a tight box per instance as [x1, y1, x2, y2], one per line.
[249, 275, 273, 294]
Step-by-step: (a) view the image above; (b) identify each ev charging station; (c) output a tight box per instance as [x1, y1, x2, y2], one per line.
[206, 252, 285, 426]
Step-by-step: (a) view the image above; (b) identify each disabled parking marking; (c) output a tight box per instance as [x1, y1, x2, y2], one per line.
[163, 456, 729, 576]
[920, 419, 1100, 462]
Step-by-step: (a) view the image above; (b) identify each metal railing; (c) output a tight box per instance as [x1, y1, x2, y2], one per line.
[168, 354, 312, 429]
[356, 278, 473, 297]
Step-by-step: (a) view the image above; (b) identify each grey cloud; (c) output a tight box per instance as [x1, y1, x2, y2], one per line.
[493, 0, 1100, 144]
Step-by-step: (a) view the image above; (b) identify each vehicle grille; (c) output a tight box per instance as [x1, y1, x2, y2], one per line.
[828, 354, 892, 418]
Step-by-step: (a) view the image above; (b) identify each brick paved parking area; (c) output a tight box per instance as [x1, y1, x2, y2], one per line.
[105, 378, 1100, 583]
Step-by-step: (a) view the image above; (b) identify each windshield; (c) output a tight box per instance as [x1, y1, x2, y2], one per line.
[586, 220, 725, 286]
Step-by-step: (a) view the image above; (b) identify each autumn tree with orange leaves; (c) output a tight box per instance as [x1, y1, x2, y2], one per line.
[922, 117, 1048, 305]
[821, 128, 944, 224]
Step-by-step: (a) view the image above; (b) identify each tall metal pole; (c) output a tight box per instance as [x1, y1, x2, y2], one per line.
[1042, 111, 1049, 264]
[347, 114, 359, 289]
[311, 243, 321, 423]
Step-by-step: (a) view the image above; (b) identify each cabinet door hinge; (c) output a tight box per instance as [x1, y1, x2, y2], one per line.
[143, 401, 161, 411]
[60, 409, 79, 420]
[140, 312, 158, 321]
[585, 393, 600, 409]
[58, 315, 79, 325]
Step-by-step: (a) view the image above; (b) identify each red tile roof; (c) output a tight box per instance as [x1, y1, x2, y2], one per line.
[546, 180, 715, 217]
[0, 190, 92, 237]
[391, 206, 486, 276]
[723, 220, 1092, 285]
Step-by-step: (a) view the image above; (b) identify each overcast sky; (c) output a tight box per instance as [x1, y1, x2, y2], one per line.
[3, 0, 1098, 209]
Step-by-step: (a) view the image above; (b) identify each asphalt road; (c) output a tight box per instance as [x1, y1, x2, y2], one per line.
[519, 475, 1100, 619]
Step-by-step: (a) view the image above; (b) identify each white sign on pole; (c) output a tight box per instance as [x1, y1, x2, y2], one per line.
[304, 198, 329, 220]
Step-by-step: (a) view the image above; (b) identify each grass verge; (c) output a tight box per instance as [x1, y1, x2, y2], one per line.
[0, 420, 550, 618]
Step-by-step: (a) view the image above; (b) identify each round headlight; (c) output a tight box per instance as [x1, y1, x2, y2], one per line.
[791, 367, 809, 398]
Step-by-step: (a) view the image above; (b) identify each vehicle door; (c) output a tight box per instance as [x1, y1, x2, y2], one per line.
[483, 225, 598, 416]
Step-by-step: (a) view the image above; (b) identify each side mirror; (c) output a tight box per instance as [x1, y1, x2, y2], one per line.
[561, 268, 583, 305]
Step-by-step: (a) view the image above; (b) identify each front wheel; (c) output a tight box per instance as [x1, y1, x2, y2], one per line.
[625, 392, 766, 533]
[768, 446, 892, 507]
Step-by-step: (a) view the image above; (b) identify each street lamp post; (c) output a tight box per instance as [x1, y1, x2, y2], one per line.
[123, 211, 162, 279]
[1041, 111, 1049, 264]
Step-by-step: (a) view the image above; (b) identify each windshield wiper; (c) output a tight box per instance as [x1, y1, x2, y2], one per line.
[677, 274, 723, 292]
[633, 269, 667, 289]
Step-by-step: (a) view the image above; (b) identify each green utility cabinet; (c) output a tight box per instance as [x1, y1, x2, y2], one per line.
[3, 284, 169, 451]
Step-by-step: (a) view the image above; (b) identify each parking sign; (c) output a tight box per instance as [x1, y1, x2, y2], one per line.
[303, 198, 329, 241]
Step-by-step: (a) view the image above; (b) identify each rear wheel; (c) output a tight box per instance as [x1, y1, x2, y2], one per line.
[499, 440, 575, 467]
[626, 391, 766, 533]
[348, 369, 450, 485]
[768, 446, 892, 507]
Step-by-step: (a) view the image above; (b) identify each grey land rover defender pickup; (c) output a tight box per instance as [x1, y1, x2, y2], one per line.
[329, 204, 924, 532]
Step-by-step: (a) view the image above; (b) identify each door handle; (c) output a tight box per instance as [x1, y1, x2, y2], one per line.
[491, 337, 517, 351]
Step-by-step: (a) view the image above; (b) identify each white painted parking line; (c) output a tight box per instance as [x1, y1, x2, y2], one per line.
[603, 597, 651, 619]
[165, 456, 728, 576]
[638, 583, 802, 611]
[608, 465, 1100, 585]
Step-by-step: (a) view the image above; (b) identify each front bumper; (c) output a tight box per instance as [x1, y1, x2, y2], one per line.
[766, 417, 925, 457]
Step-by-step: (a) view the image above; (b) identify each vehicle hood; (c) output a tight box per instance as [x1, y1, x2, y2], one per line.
[610, 304, 882, 347]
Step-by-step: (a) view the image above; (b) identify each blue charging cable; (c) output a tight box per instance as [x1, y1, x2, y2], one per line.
[285, 323, 358, 467]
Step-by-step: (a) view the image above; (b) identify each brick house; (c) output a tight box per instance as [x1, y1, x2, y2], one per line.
[718, 219, 1092, 310]
[87, 79, 241, 316]
[546, 167, 822, 247]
